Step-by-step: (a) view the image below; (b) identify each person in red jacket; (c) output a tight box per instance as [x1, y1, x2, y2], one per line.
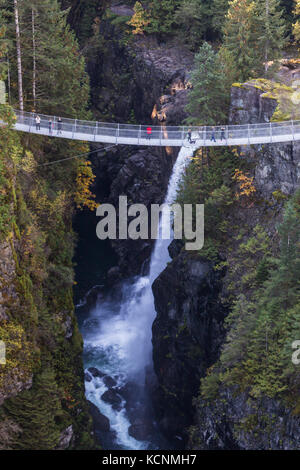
[146, 126, 152, 139]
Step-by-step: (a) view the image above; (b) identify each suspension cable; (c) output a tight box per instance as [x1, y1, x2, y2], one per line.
[37, 144, 118, 167]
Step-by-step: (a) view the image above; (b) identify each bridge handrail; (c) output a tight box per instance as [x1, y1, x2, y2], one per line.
[8, 109, 300, 147]
[13, 109, 300, 134]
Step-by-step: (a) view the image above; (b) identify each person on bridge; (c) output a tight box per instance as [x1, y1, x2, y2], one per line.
[221, 127, 226, 141]
[187, 129, 192, 143]
[146, 126, 152, 139]
[48, 118, 53, 135]
[210, 127, 216, 142]
[35, 115, 41, 131]
[57, 117, 62, 135]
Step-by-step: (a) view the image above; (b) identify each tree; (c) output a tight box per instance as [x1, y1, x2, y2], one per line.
[175, 0, 213, 47]
[128, 2, 150, 35]
[223, 0, 258, 82]
[211, 0, 230, 36]
[0, 7, 8, 80]
[185, 42, 228, 125]
[293, 0, 300, 44]
[146, 0, 181, 35]
[255, 0, 286, 75]
[13, 0, 23, 111]
[0, 0, 90, 116]
[4, 368, 63, 449]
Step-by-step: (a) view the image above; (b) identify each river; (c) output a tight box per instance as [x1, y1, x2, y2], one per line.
[75, 146, 192, 450]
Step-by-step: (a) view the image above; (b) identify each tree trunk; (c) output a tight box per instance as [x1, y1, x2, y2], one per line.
[14, 0, 24, 111]
[32, 8, 36, 111]
[264, 0, 269, 75]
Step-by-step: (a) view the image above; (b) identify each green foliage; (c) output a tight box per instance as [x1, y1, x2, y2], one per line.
[223, 0, 287, 82]
[185, 42, 229, 125]
[255, 0, 287, 75]
[293, 0, 300, 44]
[177, 147, 239, 257]
[175, 0, 229, 48]
[1, 0, 90, 116]
[0, 2, 95, 450]
[145, 0, 181, 35]
[223, 0, 260, 82]
[201, 189, 300, 407]
[4, 368, 63, 449]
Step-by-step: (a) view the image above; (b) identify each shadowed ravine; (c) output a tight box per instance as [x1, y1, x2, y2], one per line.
[75, 147, 191, 449]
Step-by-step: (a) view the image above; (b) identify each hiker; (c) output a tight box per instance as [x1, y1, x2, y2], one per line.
[35, 115, 41, 131]
[146, 126, 152, 140]
[57, 117, 62, 135]
[210, 127, 216, 142]
[187, 128, 192, 143]
[48, 118, 53, 135]
[221, 126, 226, 141]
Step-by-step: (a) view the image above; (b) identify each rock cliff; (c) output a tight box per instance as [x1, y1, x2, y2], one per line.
[86, 19, 193, 279]
[151, 251, 227, 443]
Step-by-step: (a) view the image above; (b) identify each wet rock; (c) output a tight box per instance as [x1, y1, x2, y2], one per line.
[101, 389, 123, 411]
[84, 372, 93, 382]
[117, 381, 142, 401]
[88, 367, 105, 379]
[56, 425, 73, 450]
[88, 401, 110, 433]
[103, 375, 117, 388]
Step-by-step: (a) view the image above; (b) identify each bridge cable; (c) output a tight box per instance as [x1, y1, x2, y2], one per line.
[37, 144, 118, 167]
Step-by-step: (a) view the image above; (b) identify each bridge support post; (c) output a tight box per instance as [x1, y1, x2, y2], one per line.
[73, 119, 77, 139]
[138, 125, 141, 144]
[116, 124, 119, 144]
[203, 126, 206, 147]
[181, 126, 185, 144]
[292, 120, 294, 141]
[270, 122, 272, 143]
[248, 124, 250, 145]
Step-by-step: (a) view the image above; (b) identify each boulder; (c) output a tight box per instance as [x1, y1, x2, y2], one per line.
[103, 375, 117, 388]
[101, 389, 123, 411]
[88, 367, 105, 379]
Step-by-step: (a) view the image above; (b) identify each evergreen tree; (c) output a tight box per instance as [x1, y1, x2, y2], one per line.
[146, 0, 181, 35]
[211, 0, 230, 36]
[223, 0, 258, 82]
[293, 0, 300, 44]
[185, 42, 228, 125]
[175, 0, 213, 47]
[255, 0, 286, 75]
[0, 7, 8, 80]
[0, 0, 89, 116]
[4, 368, 63, 449]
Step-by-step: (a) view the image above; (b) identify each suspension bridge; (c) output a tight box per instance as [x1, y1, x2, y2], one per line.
[9, 110, 300, 147]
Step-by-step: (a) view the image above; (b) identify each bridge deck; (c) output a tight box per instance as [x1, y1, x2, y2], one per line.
[10, 110, 300, 147]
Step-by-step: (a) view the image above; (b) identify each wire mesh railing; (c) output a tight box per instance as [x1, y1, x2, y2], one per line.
[11, 109, 300, 146]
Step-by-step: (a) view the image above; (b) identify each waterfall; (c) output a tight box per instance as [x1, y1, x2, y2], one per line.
[79, 146, 192, 450]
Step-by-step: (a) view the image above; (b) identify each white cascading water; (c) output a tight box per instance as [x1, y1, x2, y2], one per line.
[81, 146, 192, 449]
